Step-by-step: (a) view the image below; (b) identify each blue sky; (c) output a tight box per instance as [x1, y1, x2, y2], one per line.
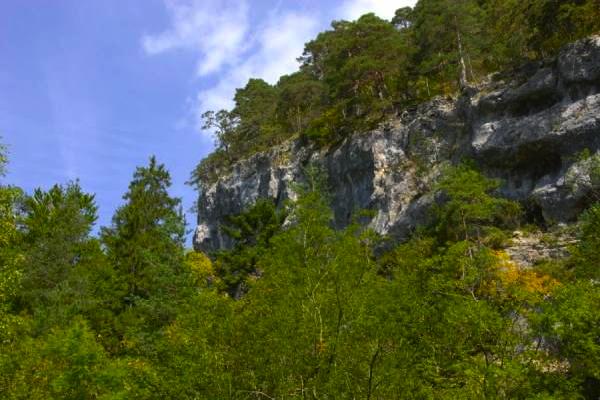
[0, 0, 415, 244]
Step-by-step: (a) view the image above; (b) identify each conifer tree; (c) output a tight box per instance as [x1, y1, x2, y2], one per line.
[102, 156, 185, 304]
[18, 182, 98, 310]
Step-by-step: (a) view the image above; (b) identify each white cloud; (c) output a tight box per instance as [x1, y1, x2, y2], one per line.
[142, 0, 249, 77]
[194, 10, 320, 121]
[253, 12, 319, 83]
[145, 1, 321, 135]
[339, 0, 417, 21]
[145, 0, 415, 137]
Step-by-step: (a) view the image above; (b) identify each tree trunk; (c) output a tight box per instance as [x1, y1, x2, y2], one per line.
[455, 16, 468, 89]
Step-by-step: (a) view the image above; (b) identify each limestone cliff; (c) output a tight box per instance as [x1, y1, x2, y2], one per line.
[194, 35, 600, 253]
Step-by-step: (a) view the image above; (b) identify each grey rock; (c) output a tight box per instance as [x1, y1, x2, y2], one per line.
[194, 35, 600, 253]
[505, 230, 576, 268]
[558, 35, 600, 84]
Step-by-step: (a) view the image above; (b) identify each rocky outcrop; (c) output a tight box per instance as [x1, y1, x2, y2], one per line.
[505, 229, 577, 268]
[469, 35, 600, 223]
[194, 36, 600, 253]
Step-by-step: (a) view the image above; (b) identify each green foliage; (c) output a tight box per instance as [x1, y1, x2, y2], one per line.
[2, 157, 600, 398]
[0, 147, 25, 344]
[135, 290, 233, 399]
[228, 180, 383, 397]
[101, 156, 185, 303]
[18, 183, 98, 306]
[534, 281, 600, 397]
[200, 110, 239, 157]
[40, 319, 125, 399]
[300, 13, 413, 142]
[487, 0, 600, 62]
[392, 6, 414, 29]
[0, 141, 7, 177]
[434, 163, 522, 243]
[1, 319, 129, 400]
[379, 171, 570, 398]
[571, 203, 600, 280]
[215, 198, 286, 296]
[411, 0, 490, 92]
[276, 71, 328, 135]
[233, 78, 281, 146]
[190, 80, 284, 187]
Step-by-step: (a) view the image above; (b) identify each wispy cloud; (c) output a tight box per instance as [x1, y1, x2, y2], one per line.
[144, 0, 415, 137]
[339, 0, 416, 21]
[142, 0, 250, 77]
[143, 0, 321, 135]
[193, 10, 320, 124]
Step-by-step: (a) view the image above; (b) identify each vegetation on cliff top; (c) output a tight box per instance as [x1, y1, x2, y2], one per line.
[190, 0, 600, 188]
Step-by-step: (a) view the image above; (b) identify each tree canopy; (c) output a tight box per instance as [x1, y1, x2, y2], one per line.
[2, 138, 600, 397]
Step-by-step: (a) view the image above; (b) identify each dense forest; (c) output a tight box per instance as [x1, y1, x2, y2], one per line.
[2, 0, 600, 399]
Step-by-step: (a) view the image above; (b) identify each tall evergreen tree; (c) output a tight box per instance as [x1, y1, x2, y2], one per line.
[101, 156, 185, 305]
[18, 183, 98, 310]
[411, 0, 489, 92]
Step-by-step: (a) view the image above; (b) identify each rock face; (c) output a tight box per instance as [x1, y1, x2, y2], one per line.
[194, 36, 600, 253]
[505, 230, 577, 268]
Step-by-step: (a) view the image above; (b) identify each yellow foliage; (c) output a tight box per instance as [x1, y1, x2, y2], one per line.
[483, 251, 559, 298]
[184, 251, 214, 285]
[316, 338, 326, 354]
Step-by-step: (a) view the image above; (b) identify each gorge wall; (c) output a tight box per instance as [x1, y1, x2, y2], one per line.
[194, 35, 600, 253]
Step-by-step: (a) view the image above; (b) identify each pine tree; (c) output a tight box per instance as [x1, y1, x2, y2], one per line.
[18, 182, 98, 309]
[300, 13, 412, 140]
[101, 156, 185, 305]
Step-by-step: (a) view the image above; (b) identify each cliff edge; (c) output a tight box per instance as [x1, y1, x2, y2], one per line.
[194, 35, 600, 253]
